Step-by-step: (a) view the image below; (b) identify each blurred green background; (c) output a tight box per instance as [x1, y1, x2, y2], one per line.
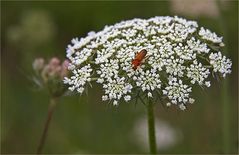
[1, 1, 238, 154]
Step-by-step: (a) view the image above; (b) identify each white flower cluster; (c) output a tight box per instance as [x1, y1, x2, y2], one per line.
[186, 60, 210, 85]
[64, 16, 232, 110]
[102, 77, 132, 105]
[163, 77, 194, 110]
[209, 52, 232, 77]
[199, 27, 223, 44]
[133, 69, 161, 97]
[63, 64, 92, 93]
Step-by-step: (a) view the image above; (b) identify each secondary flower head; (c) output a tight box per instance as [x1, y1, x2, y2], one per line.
[64, 16, 232, 110]
[33, 57, 70, 97]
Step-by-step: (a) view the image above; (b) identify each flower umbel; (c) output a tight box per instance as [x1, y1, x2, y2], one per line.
[64, 16, 232, 110]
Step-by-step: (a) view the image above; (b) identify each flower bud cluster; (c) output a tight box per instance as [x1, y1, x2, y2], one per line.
[32, 57, 69, 97]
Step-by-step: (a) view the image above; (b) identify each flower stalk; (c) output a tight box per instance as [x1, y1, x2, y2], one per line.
[32, 57, 69, 154]
[37, 97, 58, 154]
[147, 100, 157, 154]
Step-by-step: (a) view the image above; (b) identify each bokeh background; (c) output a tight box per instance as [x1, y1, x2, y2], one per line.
[1, 0, 238, 154]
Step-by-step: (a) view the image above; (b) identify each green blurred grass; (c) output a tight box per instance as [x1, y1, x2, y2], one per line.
[1, 1, 238, 154]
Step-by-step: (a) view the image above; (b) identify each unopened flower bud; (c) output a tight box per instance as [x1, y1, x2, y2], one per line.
[49, 57, 60, 67]
[33, 58, 44, 72]
[49, 66, 62, 77]
[41, 65, 50, 82]
[61, 60, 70, 78]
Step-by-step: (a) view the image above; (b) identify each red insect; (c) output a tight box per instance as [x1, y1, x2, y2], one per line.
[132, 49, 147, 70]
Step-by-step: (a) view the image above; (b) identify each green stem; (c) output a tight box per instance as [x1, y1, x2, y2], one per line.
[147, 100, 157, 154]
[221, 80, 230, 153]
[216, 0, 231, 153]
[37, 97, 58, 154]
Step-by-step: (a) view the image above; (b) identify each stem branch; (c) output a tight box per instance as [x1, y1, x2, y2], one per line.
[37, 97, 58, 154]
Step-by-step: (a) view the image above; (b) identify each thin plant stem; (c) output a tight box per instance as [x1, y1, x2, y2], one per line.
[216, 0, 231, 153]
[37, 97, 58, 154]
[147, 100, 157, 154]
